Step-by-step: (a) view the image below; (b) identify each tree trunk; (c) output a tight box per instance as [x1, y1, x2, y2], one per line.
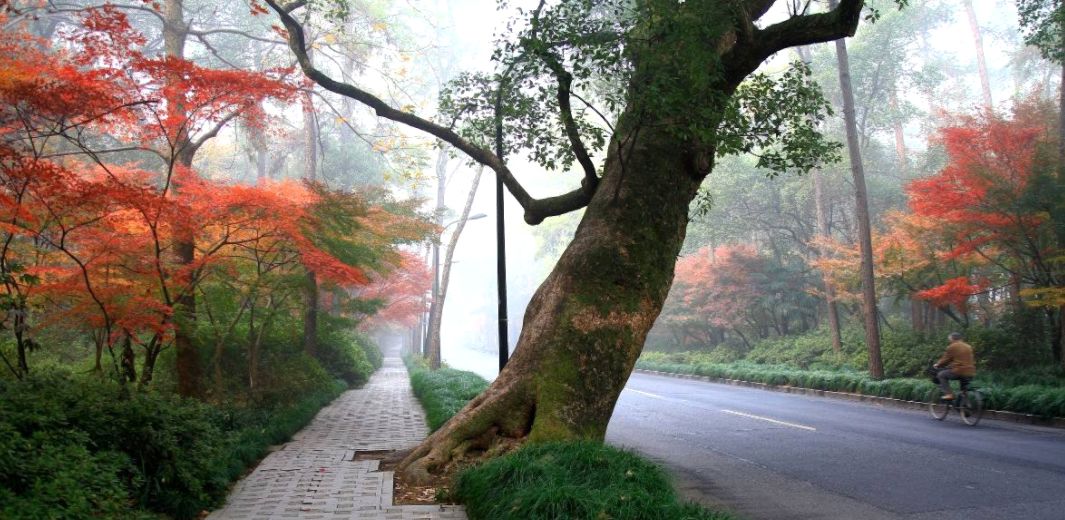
[302, 91, 320, 358]
[163, 0, 203, 397]
[425, 145, 449, 368]
[833, 24, 884, 378]
[303, 270, 319, 358]
[964, 0, 993, 112]
[398, 125, 702, 481]
[1058, 61, 1065, 179]
[427, 168, 482, 370]
[889, 89, 907, 175]
[813, 169, 843, 354]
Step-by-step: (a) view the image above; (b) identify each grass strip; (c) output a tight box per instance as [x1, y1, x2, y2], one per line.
[403, 354, 489, 431]
[452, 441, 733, 520]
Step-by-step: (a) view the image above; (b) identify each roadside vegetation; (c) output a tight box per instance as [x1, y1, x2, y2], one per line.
[403, 354, 733, 519]
[404, 355, 489, 430]
[640, 325, 1065, 418]
[1, 327, 383, 519]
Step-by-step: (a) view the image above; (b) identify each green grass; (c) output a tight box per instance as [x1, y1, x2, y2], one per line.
[402, 354, 735, 519]
[453, 441, 733, 520]
[637, 357, 1065, 419]
[403, 355, 489, 430]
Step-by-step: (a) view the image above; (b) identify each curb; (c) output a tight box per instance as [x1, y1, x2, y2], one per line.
[633, 368, 1065, 429]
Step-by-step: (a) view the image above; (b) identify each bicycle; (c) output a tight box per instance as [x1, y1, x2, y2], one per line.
[925, 364, 984, 426]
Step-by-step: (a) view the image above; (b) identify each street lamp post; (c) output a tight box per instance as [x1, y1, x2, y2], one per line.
[496, 176, 509, 373]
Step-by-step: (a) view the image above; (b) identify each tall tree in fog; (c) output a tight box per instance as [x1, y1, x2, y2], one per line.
[829, 0, 883, 379]
[964, 0, 994, 110]
[269, 0, 888, 480]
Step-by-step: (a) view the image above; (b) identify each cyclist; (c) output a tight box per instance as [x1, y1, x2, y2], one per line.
[933, 332, 976, 400]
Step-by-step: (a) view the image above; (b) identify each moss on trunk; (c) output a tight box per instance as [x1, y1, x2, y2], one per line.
[398, 125, 703, 482]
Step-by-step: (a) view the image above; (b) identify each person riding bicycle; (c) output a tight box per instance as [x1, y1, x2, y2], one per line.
[933, 332, 976, 400]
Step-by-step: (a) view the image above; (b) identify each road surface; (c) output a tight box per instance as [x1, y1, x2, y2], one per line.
[607, 371, 1065, 520]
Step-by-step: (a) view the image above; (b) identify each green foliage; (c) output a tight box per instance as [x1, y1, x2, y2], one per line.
[1017, 0, 1065, 63]
[0, 368, 345, 519]
[717, 62, 842, 175]
[453, 441, 732, 520]
[0, 426, 141, 520]
[404, 354, 488, 430]
[317, 325, 379, 387]
[439, 0, 838, 178]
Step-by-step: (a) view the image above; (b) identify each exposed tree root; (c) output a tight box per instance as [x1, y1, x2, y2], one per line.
[398, 377, 534, 484]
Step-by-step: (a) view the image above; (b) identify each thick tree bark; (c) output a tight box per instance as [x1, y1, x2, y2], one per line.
[833, 21, 884, 379]
[399, 125, 702, 481]
[427, 168, 482, 370]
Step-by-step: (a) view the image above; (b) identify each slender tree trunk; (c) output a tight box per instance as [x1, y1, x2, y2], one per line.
[120, 334, 136, 384]
[813, 169, 843, 354]
[964, 0, 993, 112]
[425, 145, 449, 368]
[301, 89, 320, 358]
[399, 123, 703, 481]
[1057, 60, 1065, 179]
[833, 20, 883, 379]
[427, 168, 483, 370]
[1057, 305, 1064, 369]
[13, 311, 28, 376]
[889, 89, 907, 175]
[139, 335, 162, 389]
[164, 0, 203, 397]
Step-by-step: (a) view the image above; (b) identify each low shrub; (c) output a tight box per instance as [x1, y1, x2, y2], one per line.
[0, 369, 346, 519]
[318, 333, 375, 387]
[453, 441, 732, 520]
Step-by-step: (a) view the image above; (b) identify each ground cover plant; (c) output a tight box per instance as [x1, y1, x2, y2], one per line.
[404, 355, 489, 431]
[403, 353, 733, 519]
[452, 441, 733, 520]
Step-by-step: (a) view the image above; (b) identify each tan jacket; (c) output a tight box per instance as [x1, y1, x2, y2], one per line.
[936, 341, 976, 377]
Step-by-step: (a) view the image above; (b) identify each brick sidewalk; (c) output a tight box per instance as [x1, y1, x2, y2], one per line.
[207, 346, 466, 520]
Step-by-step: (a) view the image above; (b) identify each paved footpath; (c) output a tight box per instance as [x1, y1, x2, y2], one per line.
[208, 346, 467, 520]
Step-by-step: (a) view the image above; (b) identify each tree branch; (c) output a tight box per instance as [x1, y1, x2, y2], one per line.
[726, 0, 865, 81]
[264, 0, 592, 224]
[535, 47, 599, 194]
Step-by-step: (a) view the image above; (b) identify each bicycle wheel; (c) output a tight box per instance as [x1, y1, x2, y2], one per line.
[960, 390, 984, 426]
[928, 388, 949, 420]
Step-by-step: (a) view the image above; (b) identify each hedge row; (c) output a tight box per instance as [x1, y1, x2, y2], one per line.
[636, 358, 1065, 419]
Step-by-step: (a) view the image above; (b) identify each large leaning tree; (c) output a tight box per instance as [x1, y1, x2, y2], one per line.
[265, 0, 894, 481]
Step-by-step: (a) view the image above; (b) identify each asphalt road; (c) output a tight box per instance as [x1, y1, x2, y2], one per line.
[606, 372, 1065, 520]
